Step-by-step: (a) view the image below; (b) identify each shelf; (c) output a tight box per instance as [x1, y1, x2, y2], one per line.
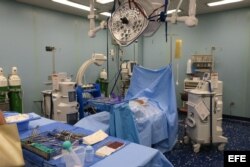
[191, 55, 214, 74]
[193, 61, 213, 63]
[194, 69, 211, 72]
[192, 55, 213, 65]
[184, 79, 199, 90]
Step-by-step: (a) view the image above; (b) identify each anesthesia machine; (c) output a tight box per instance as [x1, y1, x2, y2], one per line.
[42, 46, 78, 124]
[184, 73, 228, 153]
[51, 79, 78, 125]
[42, 73, 78, 125]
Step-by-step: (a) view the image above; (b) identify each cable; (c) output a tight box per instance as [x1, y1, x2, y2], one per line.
[49, 92, 53, 119]
[110, 68, 121, 82]
[106, 26, 109, 80]
[110, 68, 122, 96]
[147, 0, 169, 42]
[164, 0, 169, 42]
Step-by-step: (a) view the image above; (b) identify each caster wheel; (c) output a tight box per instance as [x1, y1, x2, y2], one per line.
[193, 144, 201, 153]
[218, 143, 226, 151]
[183, 136, 190, 144]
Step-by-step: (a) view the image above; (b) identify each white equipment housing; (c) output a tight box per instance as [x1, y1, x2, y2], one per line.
[121, 61, 136, 77]
[0, 67, 9, 111]
[100, 68, 108, 80]
[9, 67, 21, 86]
[184, 80, 228, 153]
[52, 81, 78, 124]
[0, 68, 8, 87]
[42, 73, 78, 124]
[120, 61, 136, 96]
[51, 72, 69, 91]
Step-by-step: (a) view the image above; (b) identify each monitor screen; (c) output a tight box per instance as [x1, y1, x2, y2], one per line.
[68, 91, 76, 102]
[129, 62, 136, 76]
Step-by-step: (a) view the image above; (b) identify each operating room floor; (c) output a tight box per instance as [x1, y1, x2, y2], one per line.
[164, 117, 250, 167]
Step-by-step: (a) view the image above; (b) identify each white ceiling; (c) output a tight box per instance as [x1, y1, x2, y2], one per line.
[16, 0, 250, 20]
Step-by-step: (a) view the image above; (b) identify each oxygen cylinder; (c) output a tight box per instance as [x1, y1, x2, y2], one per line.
[0, 68, 9, 111]
[100, 68, 107, 80]
[8, 67, 22, 113]
[97, 68, 108, 97]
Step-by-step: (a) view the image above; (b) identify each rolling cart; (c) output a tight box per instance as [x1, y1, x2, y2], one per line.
[183, 80, 228, 153]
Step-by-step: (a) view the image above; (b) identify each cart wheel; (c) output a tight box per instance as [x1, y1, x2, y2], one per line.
[183, 136, 190, 144]
[218, 143, 225, 151]
[193, 144, 201, 153]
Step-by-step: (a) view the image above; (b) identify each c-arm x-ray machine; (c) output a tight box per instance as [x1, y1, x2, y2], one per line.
[76, 53, 107, 85]
[75, 53, 107, 119]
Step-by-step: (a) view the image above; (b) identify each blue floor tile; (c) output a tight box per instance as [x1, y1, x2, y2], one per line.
[164, 118, 250, 167]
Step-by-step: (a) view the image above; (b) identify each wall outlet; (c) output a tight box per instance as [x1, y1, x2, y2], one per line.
[110, 49, 115, 56]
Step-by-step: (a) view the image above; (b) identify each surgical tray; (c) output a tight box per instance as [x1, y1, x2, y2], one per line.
[21, 130, 86, 160]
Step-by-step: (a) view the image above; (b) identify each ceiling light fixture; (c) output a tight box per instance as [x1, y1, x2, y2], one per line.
[52, 0, 90, 11]
[167, 9, 182, 15]
[96, 0, 114, 4]
[100, 12, 111, 17]
[100, 9, 181, 18]
[207, 0, 244, 7]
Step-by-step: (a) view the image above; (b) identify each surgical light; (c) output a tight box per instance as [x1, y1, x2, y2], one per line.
[108, 0, 197, 46]
[108, 1, 150, 46]
[207, 0, 244, 7]
[51, 0, 90, 11]
[96, 0, 114, 4]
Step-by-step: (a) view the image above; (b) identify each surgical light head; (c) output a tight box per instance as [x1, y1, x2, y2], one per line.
[108, 0, 150, 46]
[108, 0, 198, 46]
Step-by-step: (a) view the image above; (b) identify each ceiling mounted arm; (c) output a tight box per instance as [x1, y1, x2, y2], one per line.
[88, 0, 107, 38]
[167, 0, 198, 27]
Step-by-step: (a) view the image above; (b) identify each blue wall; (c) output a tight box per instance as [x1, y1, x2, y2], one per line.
[0, 0, 108, 113]
[143, 8, 250, 118]
[0, 0, 142, 114]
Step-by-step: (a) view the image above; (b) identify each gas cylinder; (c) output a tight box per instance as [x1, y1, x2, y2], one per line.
[0, 67, 9, 111]
[8, 67, 22, 113]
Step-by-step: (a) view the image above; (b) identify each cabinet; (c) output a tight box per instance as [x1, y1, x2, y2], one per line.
[192, 55, 213, 72]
